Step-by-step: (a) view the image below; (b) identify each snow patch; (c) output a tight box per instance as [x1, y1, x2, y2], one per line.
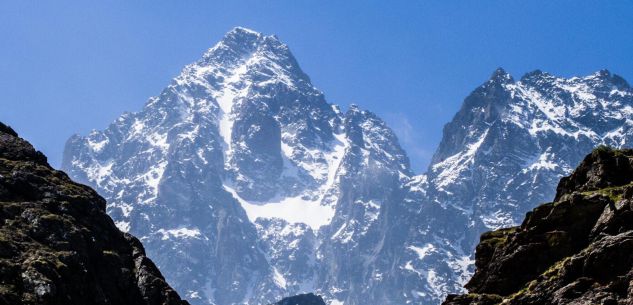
[481, 210, 515, 229]
[157, 227, 202, 240]
[115, 221, 130, 232]
[432, 129, 489, 189]
[142, 161, 167, 202]
[408, 244, 436, 260]
[87, 137, 108, 153]
[272, 267, 287, 289]
[526, 152, 558, 171]
[224, 184, 335, 230]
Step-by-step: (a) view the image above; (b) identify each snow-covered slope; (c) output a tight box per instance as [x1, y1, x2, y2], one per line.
[62, 27, 633, 305]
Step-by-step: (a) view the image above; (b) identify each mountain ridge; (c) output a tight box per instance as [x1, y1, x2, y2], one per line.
[62, 27, 633, 305]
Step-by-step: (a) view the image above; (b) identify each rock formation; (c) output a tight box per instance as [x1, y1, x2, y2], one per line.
[444, 147, 633, 305]
[0, 121, 188, 305]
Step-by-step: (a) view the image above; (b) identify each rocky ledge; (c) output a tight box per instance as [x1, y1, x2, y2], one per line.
[444, 146, 633, 305]
[0, 121, 188, 305]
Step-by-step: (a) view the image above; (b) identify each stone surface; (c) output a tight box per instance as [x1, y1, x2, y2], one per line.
[0, 123, 188, 305]
[443, 148, 633, 305]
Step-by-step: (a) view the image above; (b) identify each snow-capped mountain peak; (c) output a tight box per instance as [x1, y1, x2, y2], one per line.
[63, 28, 414, 305]
[489, 67, 514, 83]
[428, 67, 633, 230]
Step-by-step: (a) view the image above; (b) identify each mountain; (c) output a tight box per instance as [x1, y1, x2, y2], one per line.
[425, 68, 633, 232]
[62, 27, 411, 305]
[400, 67, 633, 304]
[443, 147, 633, 305]
[0, 122, 188, 305]
[61, 26, 633, 305]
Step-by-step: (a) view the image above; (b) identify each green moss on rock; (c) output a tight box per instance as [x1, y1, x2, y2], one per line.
[445, 149, 633, 305]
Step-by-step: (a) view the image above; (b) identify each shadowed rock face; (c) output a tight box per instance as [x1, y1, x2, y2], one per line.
[272, 293, 326, 305]
[0, 122, 188, 305]
[555, 147, 633, 201]
[443, 147, 633, 305]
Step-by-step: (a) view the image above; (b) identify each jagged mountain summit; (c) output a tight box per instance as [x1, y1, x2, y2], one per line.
[444, 147, 633, 305]
[425, 67, 633, 233]
[401, 67, 633, 304]
[63, 27, 411, 305]
[0, 122, 188, 305]
[62, 26, 633, 305]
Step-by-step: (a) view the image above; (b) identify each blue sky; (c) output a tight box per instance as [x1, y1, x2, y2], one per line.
[1, 1, 632, 173]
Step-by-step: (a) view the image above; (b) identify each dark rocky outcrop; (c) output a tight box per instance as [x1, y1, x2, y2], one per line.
[444, 147, 633, 305]
[555, 146, 633, 201]
[0, 122, 188, 305]
[271, 293, 326, 305]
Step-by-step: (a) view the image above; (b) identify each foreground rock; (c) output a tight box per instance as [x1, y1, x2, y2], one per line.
[272, 293, 326, 305]
[0, 121, 188, 305]
[443, 147, 633, 305]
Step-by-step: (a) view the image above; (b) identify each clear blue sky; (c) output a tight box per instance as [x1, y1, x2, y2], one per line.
[1, 1, 632, 173]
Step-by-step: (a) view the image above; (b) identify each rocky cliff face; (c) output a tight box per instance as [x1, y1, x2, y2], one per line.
[444, 147, 633, 305]
[0, 122, 188, 305]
